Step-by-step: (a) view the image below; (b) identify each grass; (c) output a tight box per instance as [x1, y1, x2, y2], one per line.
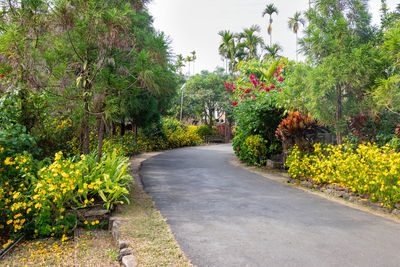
[1, 229, 119, 266]
[115, 182, 192, 266]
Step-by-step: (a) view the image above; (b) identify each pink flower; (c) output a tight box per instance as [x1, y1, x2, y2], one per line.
[279, 76, 284, 82]
[265, 87, 270, 92]
[0, 74, 5, 78]
[232, 101, 238, 106]
[250, 74, 255, 80]
[278, 88, 282, 92]
[271, 85, 275, 89]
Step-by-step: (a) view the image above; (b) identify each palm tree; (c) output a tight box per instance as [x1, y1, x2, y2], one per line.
[263, 43, 282, 60]
[288, 11, 305, 61]
[262, 3, 278, 46]
[237, 25, 264, 60]
[218, 30, 234, 73]
[184, 55, 193, 76]
[176, 54, 185, 74]
[190, 51, 197, 74]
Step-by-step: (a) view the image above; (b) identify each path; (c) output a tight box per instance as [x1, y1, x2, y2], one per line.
[141, 144, 400, 267]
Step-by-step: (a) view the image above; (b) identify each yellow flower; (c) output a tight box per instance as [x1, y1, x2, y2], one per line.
[4, 157, 14, 165]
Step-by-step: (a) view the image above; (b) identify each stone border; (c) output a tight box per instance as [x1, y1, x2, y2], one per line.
[109, 152, 161, 267]
[290, 178, 400, 217]
[231, 156, 400, 222]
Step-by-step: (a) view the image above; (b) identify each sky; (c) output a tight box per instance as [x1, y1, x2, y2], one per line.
[148, 0, 399, 74]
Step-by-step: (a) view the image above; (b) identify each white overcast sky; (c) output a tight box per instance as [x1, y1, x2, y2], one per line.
[148, 0, 399, 74]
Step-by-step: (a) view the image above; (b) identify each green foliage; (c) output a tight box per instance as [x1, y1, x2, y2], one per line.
[243, 135, 268, 166]
[1, 149, 132, 240]
[229, 58, 286, 165]
[194, 124, 217, 140]
[0, 91, 39, 158]
[181, 69, 231, 127]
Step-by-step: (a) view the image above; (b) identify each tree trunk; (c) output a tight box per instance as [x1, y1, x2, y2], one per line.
[120, 118, 125, 136]
[97, 115, 105, 162]
[335, 85, 342, 145]
[296, 32, 299, 62]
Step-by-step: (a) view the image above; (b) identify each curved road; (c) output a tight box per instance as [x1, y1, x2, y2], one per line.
[141, 144, 400, 267]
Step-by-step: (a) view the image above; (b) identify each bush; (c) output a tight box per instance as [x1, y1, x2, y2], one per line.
[243, 135, 268, 166]
[1, 149, 132, 241]
[194, 124, 216, 140]
[286, 143, 400, 209]
[162, 118, 202, 148]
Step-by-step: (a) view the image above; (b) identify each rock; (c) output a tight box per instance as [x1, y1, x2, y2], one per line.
[266, 160, 283, 169]
[370, 202, 383, 210]
[122, 255, 137, 267]
[349, 196, 358, 202]
[392, 209, 400, 216]
[358, 199, 369, 206]
[84, 209, 109, 217]
[325, 189, 335, 195]
[118, 248, 133, 261]
[118, 240, 130, 249]
[300, 181, 313, 189]
[112, 229, 120, 240]
[334, 191, 344, 197]
[326, 184, 335, 190]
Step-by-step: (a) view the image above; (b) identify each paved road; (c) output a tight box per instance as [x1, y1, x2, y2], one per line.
[141, 144, 400, 267]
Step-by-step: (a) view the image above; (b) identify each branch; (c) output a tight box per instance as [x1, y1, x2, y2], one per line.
[66, 29, 85, 63]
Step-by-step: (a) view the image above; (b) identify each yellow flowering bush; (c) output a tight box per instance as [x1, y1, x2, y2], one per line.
[1, 149, 132, 244]
[243, 135, 268, 166]
[162, 118, 203, 148]
[286, 143, 400, 209]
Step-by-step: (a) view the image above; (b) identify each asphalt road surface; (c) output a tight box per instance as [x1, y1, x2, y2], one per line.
[141, 144, 400, 267]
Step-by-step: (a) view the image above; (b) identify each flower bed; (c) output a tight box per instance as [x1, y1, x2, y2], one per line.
[1, 150, 132, 247]
[285, 143, 400, 210]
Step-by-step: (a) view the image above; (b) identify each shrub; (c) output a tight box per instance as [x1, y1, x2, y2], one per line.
[194, 124, 216, 141]
[1, 149, 132, 241]
[286, 143, 400, 209]
[243, 135, 268, 166]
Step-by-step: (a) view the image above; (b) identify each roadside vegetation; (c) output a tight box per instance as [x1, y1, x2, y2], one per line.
[2, 0, 400, 264]
[220, 1, 400, 213]
[0, 0, 205, 262]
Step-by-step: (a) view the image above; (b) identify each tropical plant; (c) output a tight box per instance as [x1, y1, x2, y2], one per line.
[237, 25, 264, 60]
[262, 3, 279, 46]
[263, 43, 283, 60]
[288, 12, 305, 61]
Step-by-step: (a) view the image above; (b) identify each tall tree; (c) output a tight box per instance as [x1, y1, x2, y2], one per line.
[184, 69, 231, 128]
[297, 0, 379, 144]
[263, 43, 283, 60]
[288, 12, 305, 61]
[237, 25, 264, 60]
[262, 3, 279, 46]
[218, 30, 234, 73]
[191, 51, 197, 74]
[0, 0, 177, 158]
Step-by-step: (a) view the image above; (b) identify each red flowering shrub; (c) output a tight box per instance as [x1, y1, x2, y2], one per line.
[275, 111, 315, 141]
[276, 111, 316, 161]
[227, 59, 286, 166]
